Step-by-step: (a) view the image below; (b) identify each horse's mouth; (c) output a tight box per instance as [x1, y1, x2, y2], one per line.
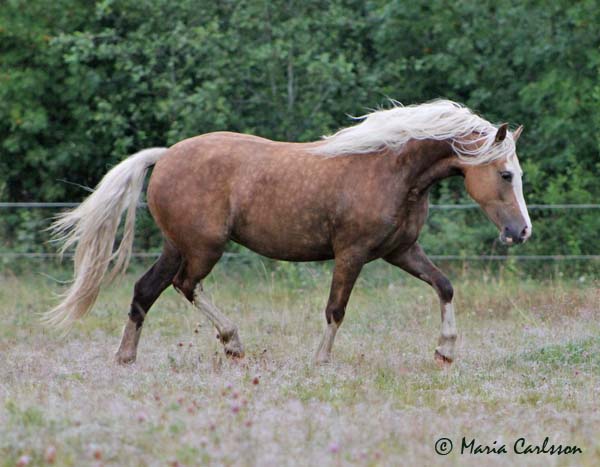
[499, 232, 525, 246]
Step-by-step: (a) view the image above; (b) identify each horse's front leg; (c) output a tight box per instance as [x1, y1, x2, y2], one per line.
[384, 243, 457, 366]
[315, 252, 364, 364]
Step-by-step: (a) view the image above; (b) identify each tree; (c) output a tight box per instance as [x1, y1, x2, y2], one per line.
[1, 0, 599, 260]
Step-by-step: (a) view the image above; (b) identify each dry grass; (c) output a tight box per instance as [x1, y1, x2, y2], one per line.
[1, 260, 599, 466]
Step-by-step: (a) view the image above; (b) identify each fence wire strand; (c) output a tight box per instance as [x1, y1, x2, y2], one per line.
[2, 202, 600, 210]
[1, 203, 599, 261]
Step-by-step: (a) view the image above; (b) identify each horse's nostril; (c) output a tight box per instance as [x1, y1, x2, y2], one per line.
[520, 226, 528, 239]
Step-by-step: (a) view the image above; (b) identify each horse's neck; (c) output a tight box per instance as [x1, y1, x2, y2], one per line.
[401, 139, 460, 195]
[413, 157, 462, 194]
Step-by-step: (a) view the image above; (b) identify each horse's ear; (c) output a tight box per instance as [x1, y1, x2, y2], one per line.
[513, 125, 523, 142]
[494, 123, 508, 143]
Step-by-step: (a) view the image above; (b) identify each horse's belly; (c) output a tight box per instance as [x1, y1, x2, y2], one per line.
[231, 224, 334, 261]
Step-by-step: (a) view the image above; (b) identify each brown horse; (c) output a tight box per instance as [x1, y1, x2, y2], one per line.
[46, 100, 531, 366]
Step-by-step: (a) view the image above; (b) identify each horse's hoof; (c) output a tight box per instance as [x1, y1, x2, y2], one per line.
[115, 352, 136, 365]
[220, 328, 244, 359]
[115, 350, 136, 365]
[224, 346, 245, 360]
[434, 349, 453, 368]
[314, 354, 331, 366]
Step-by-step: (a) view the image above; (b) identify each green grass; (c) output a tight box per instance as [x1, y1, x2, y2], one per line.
[523, 337, 600, 369]
[0, 261, 599, 466]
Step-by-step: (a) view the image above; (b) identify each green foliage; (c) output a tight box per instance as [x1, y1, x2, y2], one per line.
[1, 0, 599, 262]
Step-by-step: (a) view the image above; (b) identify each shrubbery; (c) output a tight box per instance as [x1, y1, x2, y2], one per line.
[1, 0, 599, 263]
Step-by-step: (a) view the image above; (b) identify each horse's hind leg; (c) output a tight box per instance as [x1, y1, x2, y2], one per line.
[193, 287, 244, 358]
[115, 241, 181, 364]
[174, 251, 244, 358]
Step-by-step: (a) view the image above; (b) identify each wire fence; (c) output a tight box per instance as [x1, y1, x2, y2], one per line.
[3, 202, 600, 210]
[1, 203, 600, 261]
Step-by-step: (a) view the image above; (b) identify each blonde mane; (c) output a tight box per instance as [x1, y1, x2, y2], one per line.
[314, 99, 515, 165]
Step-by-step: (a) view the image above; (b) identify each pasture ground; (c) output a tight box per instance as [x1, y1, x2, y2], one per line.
[0, 260, 599, 466]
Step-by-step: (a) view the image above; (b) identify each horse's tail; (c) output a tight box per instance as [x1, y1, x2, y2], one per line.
[44, 147, 169, 330]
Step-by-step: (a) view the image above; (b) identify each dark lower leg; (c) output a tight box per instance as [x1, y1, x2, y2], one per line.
[384, 243, 457, 365]
[315, 254, 364, 364]
[116, 244, 181, 364]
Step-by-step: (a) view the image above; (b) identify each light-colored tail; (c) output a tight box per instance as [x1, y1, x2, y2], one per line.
[44, 147, 169, 329]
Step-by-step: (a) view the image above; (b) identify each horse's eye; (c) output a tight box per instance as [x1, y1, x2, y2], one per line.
[500, 171, 513, 182]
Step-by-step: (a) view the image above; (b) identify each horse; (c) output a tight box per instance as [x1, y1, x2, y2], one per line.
[45, 100, 531, 367]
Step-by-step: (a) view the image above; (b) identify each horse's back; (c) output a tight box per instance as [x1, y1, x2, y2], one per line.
[146, 132, 331, 258]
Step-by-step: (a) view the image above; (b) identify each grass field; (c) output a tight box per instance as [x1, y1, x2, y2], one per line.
[1, 260, 599, 466]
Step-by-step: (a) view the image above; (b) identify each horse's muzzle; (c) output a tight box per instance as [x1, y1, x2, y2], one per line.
[500, 224, 530, 245]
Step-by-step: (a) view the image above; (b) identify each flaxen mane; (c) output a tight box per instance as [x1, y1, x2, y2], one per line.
[314, 99, 515, 165]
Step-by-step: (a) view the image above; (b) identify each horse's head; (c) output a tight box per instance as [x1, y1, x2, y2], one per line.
[461, 124, 532, 245]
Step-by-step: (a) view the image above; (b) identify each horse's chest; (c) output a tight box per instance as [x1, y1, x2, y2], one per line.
[401, 203, 428, 236]
[379, 201, 429, 252]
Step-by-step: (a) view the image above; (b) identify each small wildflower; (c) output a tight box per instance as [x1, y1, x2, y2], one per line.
[328, 442, 340, 454]
[44, 445, 57, 464]
[16, 455, 30, 466]
[252, 376, 260, 385]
